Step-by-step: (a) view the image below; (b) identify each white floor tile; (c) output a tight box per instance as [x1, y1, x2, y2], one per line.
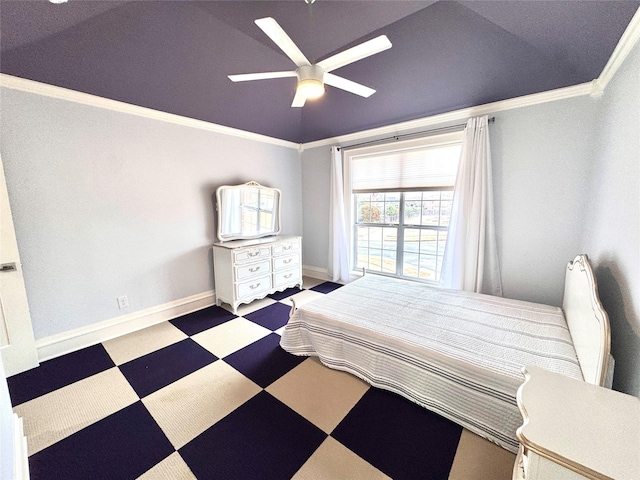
[279, 289, 326, 309]
[191, 317, 271, 358]
[137, 452, 197, 480]
[14, 368, 139, 455]
[292, 437, 391, 480]
[142, 361, 261, 449]
[266, 357, 369, 434]
[103, 322, 188, 365]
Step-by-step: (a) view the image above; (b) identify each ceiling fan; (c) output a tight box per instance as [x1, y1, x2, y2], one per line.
[228, 17, 392, 107]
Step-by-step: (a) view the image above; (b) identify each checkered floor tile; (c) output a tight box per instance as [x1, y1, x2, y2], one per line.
[7, 279, 515, 480]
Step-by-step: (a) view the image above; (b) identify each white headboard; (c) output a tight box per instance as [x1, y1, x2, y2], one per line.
[562, 255, 611, 386]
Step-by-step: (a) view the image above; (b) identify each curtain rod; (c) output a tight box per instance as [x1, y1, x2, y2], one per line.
[337, 116, 495, 151]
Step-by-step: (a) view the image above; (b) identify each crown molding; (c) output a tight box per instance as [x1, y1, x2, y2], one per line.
[0, 74, 301, 150]
[300, 81, 595, 150]
[593, 6, 640, 95]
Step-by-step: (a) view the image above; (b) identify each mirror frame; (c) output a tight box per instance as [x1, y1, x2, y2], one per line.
[215, 181, 282, 242]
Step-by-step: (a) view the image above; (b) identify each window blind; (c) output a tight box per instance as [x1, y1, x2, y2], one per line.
[351, 141, 461, 192]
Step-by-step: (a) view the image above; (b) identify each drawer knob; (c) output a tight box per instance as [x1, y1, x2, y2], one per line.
[284, 259, 292, 264]
[248, 251, 260, 257]
[250, 283, 261, 289]
[284, 273, 292, 279]
[283, 245, 292, 250]
[249, 266, 260, 272]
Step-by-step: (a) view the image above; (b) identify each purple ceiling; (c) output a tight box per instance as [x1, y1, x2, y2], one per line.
[1, 1, 638, 143]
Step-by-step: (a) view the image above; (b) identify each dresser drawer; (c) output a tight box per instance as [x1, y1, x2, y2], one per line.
[213, 236, 302, 314]
[236, 275, 271, 299]
[273, 253, 299, 271]
[272, 239, 300, 256]
[236, 260, 270, 281]
[273, 268, 300, 288]
[234, 246, 271, 264]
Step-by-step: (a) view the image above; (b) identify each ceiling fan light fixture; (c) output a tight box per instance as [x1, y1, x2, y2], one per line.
[297, 79, 324, 99]
[296, 64, 325, 99]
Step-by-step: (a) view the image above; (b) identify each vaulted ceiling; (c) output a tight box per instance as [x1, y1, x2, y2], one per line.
[1, 1, 638, 143]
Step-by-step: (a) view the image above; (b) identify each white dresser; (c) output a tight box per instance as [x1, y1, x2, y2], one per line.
[212, 235, 302, 314]
[514, 366, 640, 480]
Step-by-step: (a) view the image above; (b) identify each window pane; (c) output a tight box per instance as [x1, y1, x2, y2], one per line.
[421, 200, 440, 226]
[382, 227, 397, 251]
[356, 194, 370, 224]
[381, 227, 397, 273]
[404, 201, 421, 225]
[440, 198, 453, 226]
[356, 248, 369, 269]
[403, 252, 419, 278]
[384, 202, 399, 224]
[420, 229, 438, 256]
[367, 227, 382, 270]
[404, 228, 420, 253]
[356, 226, 369, 248]
[419, 255, 437, 280]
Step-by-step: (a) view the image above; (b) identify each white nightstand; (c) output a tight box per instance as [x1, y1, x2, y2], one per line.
[514, 366, 639, 480]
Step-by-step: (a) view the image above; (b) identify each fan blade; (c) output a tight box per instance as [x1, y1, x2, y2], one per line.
[324, 73, 376, 98]
[228, 71, 296, 82]
[255, 17, 311, 67]
[317, 35, 392, 73]
[291, 90, 306, 108]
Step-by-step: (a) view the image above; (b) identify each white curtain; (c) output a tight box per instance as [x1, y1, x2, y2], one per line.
[328, 146, 350, 282]
[440, 115, 502, 296]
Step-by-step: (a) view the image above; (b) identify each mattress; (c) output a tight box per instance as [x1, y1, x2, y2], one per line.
[280, 274, 583, 452]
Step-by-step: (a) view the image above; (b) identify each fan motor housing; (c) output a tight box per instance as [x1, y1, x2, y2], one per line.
[296, 65, 325, 98]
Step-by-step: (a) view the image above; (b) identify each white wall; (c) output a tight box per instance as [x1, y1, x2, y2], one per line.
[301, 95, 599, 307]
[582, 40, 640, 396]
[0, 88, 302, 340]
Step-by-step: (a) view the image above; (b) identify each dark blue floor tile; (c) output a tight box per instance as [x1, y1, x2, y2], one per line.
[223, 333, 305, 387]
[170, 305, 237, 336]
[268, 286, 302, 301]
[180, 390, 326, 479]
[310, 281, 343, 294]
[331, 388, 462, 480]
[28, 401, 174, 480]
[119, 339, 217, 397]
[7, 343, 114, 406]
[244, 302, 292, 331]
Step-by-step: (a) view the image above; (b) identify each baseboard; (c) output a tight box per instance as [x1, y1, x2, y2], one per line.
[36, 290, 216, 362]
[302, 265, 331, 281]
[36, 269, 338, 362]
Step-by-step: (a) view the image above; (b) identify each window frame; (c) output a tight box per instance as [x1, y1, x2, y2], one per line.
[343, 131, 463, 283]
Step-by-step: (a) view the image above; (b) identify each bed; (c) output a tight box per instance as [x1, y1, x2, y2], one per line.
[280, 255, 611, 453]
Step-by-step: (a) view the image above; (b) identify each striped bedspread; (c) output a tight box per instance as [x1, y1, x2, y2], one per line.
[280, 274, 583, 452]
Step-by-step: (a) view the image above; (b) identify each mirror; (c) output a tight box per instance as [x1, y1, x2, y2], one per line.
[216, 181, 281, 242]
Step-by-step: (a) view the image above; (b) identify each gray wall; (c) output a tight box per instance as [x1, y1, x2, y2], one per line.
[582, 41, 640, 396]
[490, 98, 598, 306]
[1, 88, 302, 340]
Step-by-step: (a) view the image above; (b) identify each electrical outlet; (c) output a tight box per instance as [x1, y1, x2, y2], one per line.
[117, 295, 129, 309]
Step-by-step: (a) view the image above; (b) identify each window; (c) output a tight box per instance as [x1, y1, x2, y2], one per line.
[345, 132, 462, 283]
